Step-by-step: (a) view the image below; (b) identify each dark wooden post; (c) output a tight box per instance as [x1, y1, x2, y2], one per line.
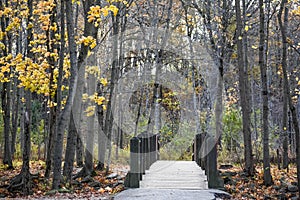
[206, 136, 223, 189]
[194, 134, 201, 166]
[200, 133, 207, 171]
[149, 134, 157, 166]
[139, 136, 145, 179]
[129, 137, 140, 188]
[156, 134, 160, 160]
[192, 140, 195, 161]
[144, 136, 151, 170]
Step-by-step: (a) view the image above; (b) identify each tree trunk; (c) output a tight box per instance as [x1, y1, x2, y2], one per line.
[104, 12, 120, 175]
[0, 0, 12, 168]
[259, 0, 273, 186]
[76, 127, 84, 167]
[278, 0, 300, 192]
[235, 0, 254, 176]
[22, 92, 32, 195]
[45, 105, 56, 178]
[2, 82, 12, 168]
[80, 68, 97, 176]
[52, 0, 79, 189]
[64, 0, 97, 178]
[96, 83, 105, 170]
[63, 112, 77, 182]
[11, 81, 19, 157]
[45, 0, 59, 178]
[7, 0, 33, 193]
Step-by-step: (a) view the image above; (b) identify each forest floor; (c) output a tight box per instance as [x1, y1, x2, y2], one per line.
[0, 160, 128, 199]
[221, 163, 299, 199]
[0, 160, 299, 199]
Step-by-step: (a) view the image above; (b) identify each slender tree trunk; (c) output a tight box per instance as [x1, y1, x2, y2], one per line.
[259, 0, 273, 186]
[282, 100, 289, 169]
[7, 0, 33, 194]
[22, 91, 32, 195]
[45, 0, 59, 178]
[11, 81, 19, 157]
[52, 0, 79, 189]
[76, 130, 84, 167]
[96, 83, 105, 170]
[280, 1, 289, 170]
[70, 0, 99, 177]
[2, 82, 12, 168]
[278, 0, 300, 192]
[63, 112, 77, 182]
[0, 0, 12, 169]
[61, 3, 76, 179]
[104, 12, 120, 174]
[235, 0, 254, 176]
[45, 105, 56, 178]
[84, 73, 97, 174]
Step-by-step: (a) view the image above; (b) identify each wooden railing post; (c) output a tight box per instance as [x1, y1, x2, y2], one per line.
[194, 134, 201, 166]
[156, 134, 160, 160]
[149, 134, 157, 166]
[125, 133, 160, 188]
[206, 136, 224, 189]
[128, 137, 140, 188]
[193, 133, 223, 189]
[200, 133, 207, 171]
[139, 136, 145, 179]
[145, 136, 151, 170]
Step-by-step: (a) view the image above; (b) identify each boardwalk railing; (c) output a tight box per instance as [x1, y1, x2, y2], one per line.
[125, 132, 223, 189]
[193, 133, 224, 189]
[125, 133, 159, 188]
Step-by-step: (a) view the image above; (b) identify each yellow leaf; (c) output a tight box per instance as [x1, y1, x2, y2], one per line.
[244, 25, 249, 32]
[90, 41, 97, 49]
[100, 78, 108, 86]
[251, 45, 258, 49]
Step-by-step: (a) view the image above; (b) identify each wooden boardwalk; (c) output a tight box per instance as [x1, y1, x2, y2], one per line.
[139, 160, 208, 190]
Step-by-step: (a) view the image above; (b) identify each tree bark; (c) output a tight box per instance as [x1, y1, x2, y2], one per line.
[235, 0, 254, 176]
[52, 0, 79, 189]
[69, 0, 99, 177]
[104, 10, 121, 174]
[44, 0, 59, 178]
[84, 73, 97, 174]
[259, 0, 273, 186]
[0, 0, 13, 169]
[96, 83, 105, 170]
[7, 0, 33, 194]
[278, 0, 300, 192]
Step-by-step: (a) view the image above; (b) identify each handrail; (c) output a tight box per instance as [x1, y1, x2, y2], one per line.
[125, 133, 160, 188]
[193, 133, 224, 189]
[126, 132, 223, 189]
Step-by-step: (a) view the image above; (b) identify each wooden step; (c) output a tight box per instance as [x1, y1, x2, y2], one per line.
[140, 160, 208, 190]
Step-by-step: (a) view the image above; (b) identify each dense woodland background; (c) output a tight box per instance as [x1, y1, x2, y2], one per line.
[0, 0, 300, 198]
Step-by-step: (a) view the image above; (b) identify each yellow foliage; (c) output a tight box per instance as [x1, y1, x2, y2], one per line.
[94, 95, 105, 105]
[78, 35, 97, 50]
[87, 4, 119, 26]
[48, 101, 57, 108]
[87, 67, 99, 78]
[292, 6, 300, 15]
[85, 105, 96, 117]
[100, 78, 108, 86]
[82, 93, 89, 102]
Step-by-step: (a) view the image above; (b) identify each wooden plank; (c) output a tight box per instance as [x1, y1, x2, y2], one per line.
[140, 161, 208, 190]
